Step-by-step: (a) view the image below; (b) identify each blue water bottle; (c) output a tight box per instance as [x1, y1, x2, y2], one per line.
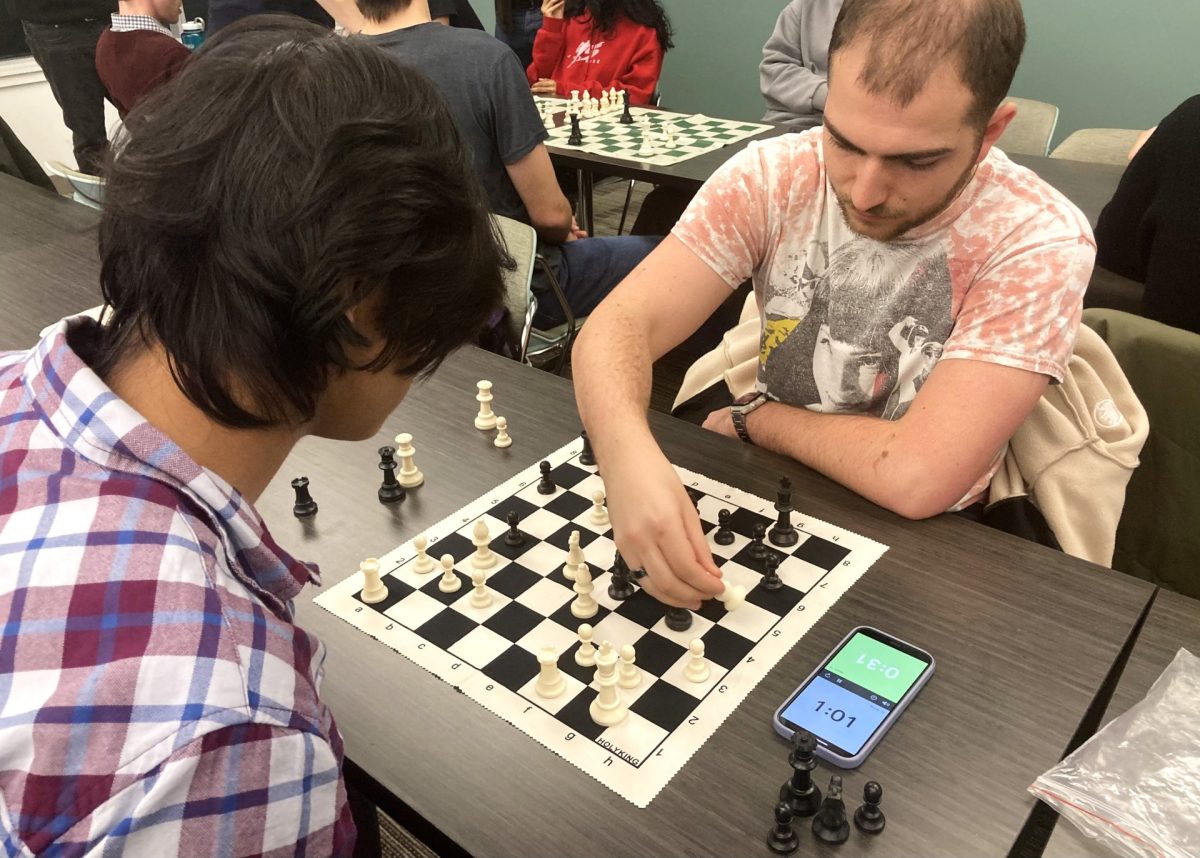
[181, 17, 205, 51]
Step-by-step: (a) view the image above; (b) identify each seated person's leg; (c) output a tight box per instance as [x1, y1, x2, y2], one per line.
[533, 235, 661, 328]
[631, 186, 696, 236]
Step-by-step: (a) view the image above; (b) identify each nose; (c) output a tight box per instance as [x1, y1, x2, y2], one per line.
[850, 159, 889, 214]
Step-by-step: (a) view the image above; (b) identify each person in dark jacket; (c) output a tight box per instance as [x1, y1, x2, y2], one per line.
[7, 0, 116, 174]
[1094, 95, 1200, 335]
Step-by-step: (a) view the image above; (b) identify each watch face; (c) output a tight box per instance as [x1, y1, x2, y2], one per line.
[733, 392, 762, 407]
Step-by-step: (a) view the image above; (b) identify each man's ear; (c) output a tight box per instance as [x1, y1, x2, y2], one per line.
[975, 100, 1018, 165]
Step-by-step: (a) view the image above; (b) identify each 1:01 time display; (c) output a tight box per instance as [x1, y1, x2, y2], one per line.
[813, 701, 857, 727]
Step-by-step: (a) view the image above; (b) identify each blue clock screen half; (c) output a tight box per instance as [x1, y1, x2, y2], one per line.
[780, 673, 892, 754]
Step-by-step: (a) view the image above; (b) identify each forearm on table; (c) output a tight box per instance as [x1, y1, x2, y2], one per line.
[743, 402, 984, 519]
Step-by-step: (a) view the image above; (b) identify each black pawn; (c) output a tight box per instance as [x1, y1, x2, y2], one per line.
[779, 729, 821, 817]
[579, 430, 596, 467]
[761, 552, 783, 591]
[854, 781, 886, 835]
[812, 775, 850, 845]
[567, 113, 583, 145]
[608, 551, 636, 600]
[291, 476, 318, 518]
[377, 446, 406, 504]
[664, 605, 692, 632]
[504, 510, 526, 547]
[749, 523, 768, 561]
[768, 476, 799, 547]
[713, 509, 735, 545]
[619, 91, 633, 125]
[766, 802, 799, 855]
[537, 460, 556, 494]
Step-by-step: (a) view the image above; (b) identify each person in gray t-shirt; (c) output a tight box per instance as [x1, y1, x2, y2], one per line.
[361, 0, 659, 329]
[760, 0, 843, 129]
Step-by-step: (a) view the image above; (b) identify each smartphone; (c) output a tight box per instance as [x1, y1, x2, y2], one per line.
[772, 626, 934, 768]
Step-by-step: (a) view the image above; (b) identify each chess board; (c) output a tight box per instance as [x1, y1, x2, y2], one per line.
[314, 438, 887, 806]
[536, 98, 773, 167]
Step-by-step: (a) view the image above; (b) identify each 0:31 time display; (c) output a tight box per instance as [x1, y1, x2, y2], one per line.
[812, 701, 857, 727]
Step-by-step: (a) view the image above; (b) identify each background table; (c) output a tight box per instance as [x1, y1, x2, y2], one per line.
[1043, 589, 1200, 857]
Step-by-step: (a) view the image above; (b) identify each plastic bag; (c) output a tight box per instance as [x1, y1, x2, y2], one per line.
[1029, 648, 1200, 858]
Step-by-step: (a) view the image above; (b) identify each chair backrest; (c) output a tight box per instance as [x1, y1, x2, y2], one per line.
[997, 97, 1060, 157]
[1083, 308, 1200, 598]
[43, 160, 105, 209]
[1050, 128, 1142, 166]
[492, 214, 538, 362]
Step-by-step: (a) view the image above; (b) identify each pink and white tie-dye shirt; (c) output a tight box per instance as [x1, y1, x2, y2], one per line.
[673, 129, 1096, 507]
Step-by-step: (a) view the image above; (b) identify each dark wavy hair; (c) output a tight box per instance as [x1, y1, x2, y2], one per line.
[94, 15, 508, 429]
[566, 0, 673, 52]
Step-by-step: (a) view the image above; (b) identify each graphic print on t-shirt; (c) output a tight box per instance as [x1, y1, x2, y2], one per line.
[760, 236, 952, 420]
[568, 39, 605, 67]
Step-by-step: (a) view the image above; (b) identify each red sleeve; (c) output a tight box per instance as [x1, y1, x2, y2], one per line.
[527, 15, 566, 85]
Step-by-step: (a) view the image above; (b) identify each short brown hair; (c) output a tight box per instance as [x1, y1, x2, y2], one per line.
[356, 0, 413, 22]
[829, 0, 1026, 128]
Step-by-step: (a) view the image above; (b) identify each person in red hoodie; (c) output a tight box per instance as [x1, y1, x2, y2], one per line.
[95, 0, 191, 118]
[526, 0, 671, 106]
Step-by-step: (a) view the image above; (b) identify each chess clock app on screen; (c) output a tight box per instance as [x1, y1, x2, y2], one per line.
[773, 627, 934, 767]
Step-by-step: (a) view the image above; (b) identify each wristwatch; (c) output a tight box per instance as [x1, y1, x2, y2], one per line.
[730, 391, 769, 444]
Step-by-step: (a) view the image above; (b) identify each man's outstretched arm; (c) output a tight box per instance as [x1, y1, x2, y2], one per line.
[572, 235, 736, 608]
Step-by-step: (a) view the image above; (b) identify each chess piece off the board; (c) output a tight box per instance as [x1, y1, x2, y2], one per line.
[376, 446, 405, 504]
[291, 476, 317, 518]
[474, 380, 496, 430]
[766, 802, 799, 855]
[812, 775, 850, 844]
[779, 729, 821, 817]
[854, 781, 886, 834]
[493, 416, 511, 448]
[393, 433, 424, 488]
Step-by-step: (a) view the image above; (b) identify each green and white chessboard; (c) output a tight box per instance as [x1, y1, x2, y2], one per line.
[537, 98, 772, 168]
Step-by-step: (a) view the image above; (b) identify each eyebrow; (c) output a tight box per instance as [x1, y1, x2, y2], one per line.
[824, 120, 955, 162]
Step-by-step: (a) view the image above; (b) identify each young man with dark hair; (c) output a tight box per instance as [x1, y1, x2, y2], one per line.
[95, 0, 191, 117]
[358, 0, 659, 328]
[572, 0, 1096, 608]
[6, 0, 116, 174]
[0, 16, 506, 855]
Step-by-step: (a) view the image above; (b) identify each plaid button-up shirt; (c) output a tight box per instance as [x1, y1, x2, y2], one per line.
[0, 319, 354, 855]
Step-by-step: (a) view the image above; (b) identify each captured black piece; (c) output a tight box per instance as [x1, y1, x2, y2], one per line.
[811, 774, 850, 845]
[766, 802, 799, 855]
[291, 476, 318, 518]
[853, 781, 886, 835]
[377, 446, 406, 504]
[779, 729, 821, 817]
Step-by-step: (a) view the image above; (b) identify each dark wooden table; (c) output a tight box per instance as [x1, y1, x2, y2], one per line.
[245, 348, 1153, 858]
[1, 162, 1155, 858]
[1042, 589, 1200, 857]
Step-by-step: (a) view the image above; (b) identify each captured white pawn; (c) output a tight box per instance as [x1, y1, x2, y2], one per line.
[469, 568, 493, 609]
[393, 432, 424, 488]
[493, 416, 512, 448]
[618, 644, 641, 689]
[359, 557, 387, 604]
[471, 519, 497, 570]
[571, 561, 598, 619]
[562, 529, 585, 582]
[535, 646, 566, 699]
[437, 554, 461, 593]
[716, 579, 746, 611]
[474, 379, 497, 430]
[412, 533, 436, 574]
[589, 488, 609, 526]
[589, 641, 628, 726]
[684, 638, 710, 683]
[575, 623, 597, 667]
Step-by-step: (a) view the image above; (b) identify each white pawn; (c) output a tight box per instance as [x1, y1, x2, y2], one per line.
[437, 554, 461, 593]
[493, 416, 512, 448]
[359, 557, 387, 604]
[684, 638, 710, 683]
[618, 644, 641, 689]
[600, 90, 610, 113]
[571, 560, 598, 619]
[393, 432, 424, 488]
[535, 646, 566, 698]
[589, 641, 627, 727]
[575, 623, 597, 667]
[716, 579, 746, 611]
[470, 568, 493, 609]
[412, 534, 435, 574]
[471, 519, 497, 570]
[589, 489, 609, 526]
[474, 379, 497, 430]
[562, 530, 584, 582]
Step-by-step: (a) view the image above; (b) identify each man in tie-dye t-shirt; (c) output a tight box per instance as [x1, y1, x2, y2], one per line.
[571, 0, 1096, 610]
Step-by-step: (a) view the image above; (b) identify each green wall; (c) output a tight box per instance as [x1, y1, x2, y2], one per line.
[480, 0, 1200, 147]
